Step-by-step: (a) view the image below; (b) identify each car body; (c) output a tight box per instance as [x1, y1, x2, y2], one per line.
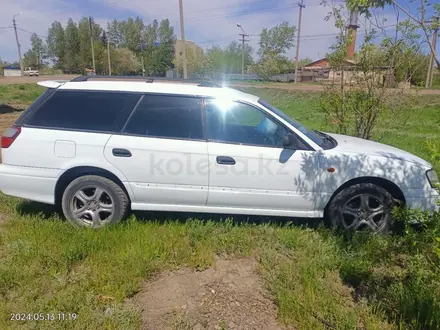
[23, 67, 39, 76]
[0, 76, 438, 230]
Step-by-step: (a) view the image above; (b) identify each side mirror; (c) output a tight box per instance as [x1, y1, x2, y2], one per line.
[283, 134, 299, 149]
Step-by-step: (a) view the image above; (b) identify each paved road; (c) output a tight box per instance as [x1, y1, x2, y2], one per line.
[1, 75, 440, 95]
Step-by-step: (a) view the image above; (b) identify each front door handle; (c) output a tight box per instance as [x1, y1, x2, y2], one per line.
[112, 148, 132, 157]
[216, 156, 235, 165]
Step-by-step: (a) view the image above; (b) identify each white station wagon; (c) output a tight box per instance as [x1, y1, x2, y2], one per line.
[0, 76, 438, 232]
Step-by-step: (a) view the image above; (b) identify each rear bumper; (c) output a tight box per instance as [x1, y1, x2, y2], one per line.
[0, 164, 60, 205]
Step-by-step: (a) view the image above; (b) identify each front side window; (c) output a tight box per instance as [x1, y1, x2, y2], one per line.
[123, 95, 203, 140]
[26, 90, 140, 132]
[205, 99, 289, 147]
[258, 98, 324, 147]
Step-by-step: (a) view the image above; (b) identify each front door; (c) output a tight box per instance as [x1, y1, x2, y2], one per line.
[104, 94, 209, 207]
[204, 99, 320, 215]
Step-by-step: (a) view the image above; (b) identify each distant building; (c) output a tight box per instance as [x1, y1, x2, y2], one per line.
[2, 65, 21, 77]
[174, 39, 202, 62]
[302, 58, 357, 82]
[302, 58, 395, 86]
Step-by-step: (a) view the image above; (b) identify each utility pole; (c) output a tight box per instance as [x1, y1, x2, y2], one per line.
[294, 0, 305, 83]
[107, 35, 112, 76]
[426, 18, 438, 88]
[12, 12, 24, 76]
[89, 17, 96, 74]
[179, 0, 188, 79]
[237, 23, 249, 80]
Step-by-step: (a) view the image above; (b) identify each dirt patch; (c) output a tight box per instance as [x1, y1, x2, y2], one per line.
[128, 256, 286, 330]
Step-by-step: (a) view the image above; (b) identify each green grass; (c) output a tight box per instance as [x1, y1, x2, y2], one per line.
[0, 85, 439, 329]
[0, 84, 45, 110]
[0, 195, 389, 330]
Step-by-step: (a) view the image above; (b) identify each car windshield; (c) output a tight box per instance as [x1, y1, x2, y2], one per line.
[258, 99, 324, 147]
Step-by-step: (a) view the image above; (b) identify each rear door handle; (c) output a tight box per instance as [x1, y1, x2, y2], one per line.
[216, 156, 236, 165]
[112, 148, 132, 157]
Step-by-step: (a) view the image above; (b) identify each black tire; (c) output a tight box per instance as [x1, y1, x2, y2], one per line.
[327, 183, 394, 233]
[61, 175, 129, 228]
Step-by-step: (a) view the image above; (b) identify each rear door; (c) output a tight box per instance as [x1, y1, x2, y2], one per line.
[104, 94, 209, 207]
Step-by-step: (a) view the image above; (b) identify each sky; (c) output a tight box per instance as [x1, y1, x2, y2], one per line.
[0, 0, 437, 64]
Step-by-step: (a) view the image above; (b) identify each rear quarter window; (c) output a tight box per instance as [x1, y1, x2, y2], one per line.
[15, 88, 56, 126]
[25, 90, 141, 133]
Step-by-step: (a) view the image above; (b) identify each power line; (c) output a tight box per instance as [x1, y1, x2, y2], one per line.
[16, 28, 46, 39]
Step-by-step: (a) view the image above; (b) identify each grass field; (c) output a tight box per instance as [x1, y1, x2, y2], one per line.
[0, 84, 439, 329]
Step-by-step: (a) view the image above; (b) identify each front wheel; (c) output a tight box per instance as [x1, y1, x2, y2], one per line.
[61, 175, 129, 228]
[327, 183, 394, 233]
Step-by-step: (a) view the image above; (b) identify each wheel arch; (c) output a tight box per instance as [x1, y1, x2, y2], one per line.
[54, 166, 132, 207]
[324, 176, 406, 214]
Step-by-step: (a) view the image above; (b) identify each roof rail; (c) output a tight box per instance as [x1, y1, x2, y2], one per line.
[70, 75, 221, 87]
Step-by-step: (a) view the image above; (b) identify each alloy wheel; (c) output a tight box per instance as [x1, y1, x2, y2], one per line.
[70, 186, 115, 227]
[340, 193, 387, 231]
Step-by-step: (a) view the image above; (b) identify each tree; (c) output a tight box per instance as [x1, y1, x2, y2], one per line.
[64, 18, 80, 73]
[174, 44, 203, 77]
[258, 21, 296, 58]
[40, 17, 176, 75]
[107, 19, 124, 47]
[299, 57, 313, 68]
[101, 30, 108, 46]
[47, 21, 65, 68]
[122, 17, 144, 53]
[205, 42, 253, 74]
[255, 22, 295, 78]
[155, 19, 175, 74]
[77, 17, 102, 73]
[254, 56, 284, 80]
[141, 19, 175, 76]
[317, 3, 418, 140]
[111, 48, 141, 75]
[380, 21, 431, 86]
[345, 0, 440, 69]
[23, 33, 46, 68]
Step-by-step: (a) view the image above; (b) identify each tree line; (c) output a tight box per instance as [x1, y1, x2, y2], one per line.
[23, 17, 175, 76]
[9, 10, 436, 86]
[17, 18, 302, 78]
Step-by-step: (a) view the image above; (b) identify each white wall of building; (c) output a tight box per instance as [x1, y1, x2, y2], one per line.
[3, 69, 21, 77]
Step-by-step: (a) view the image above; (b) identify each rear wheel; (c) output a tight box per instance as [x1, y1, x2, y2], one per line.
[328, 183, 394, 233]
[61, 175, 129, 228]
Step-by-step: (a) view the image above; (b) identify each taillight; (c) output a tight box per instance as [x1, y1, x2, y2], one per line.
[1, 126, 21, 148]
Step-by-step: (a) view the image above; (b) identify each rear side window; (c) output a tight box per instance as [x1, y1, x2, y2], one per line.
[26, 90, 141, 132]
[15, 88, 56, 126]
[123, 95, 203, 140]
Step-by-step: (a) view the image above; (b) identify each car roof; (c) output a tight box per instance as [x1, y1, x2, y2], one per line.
[37, 79, 259, 103]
